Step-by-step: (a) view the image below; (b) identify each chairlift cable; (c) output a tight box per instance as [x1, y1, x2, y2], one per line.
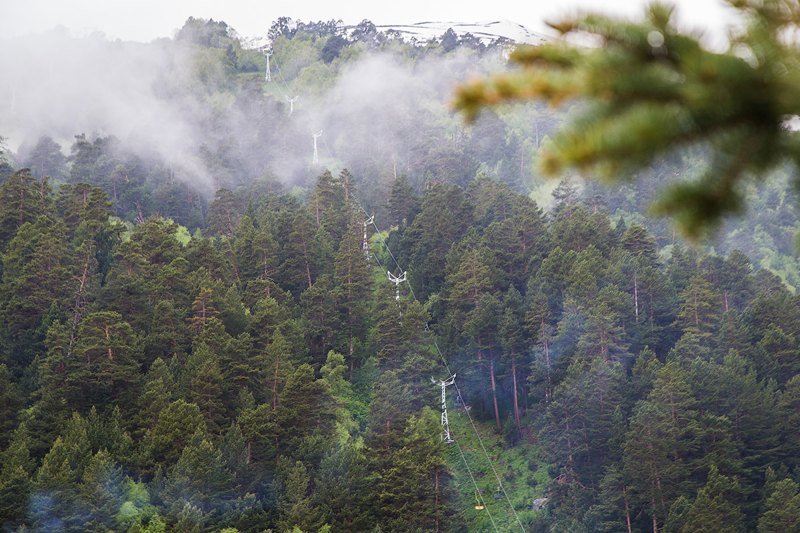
[350, 200, 526, 532]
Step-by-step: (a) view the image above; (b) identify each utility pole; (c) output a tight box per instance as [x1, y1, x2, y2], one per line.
[363, 215, 374, 260]
[312, 130, 322, 165]
[264, 51, 273, 82]
[387, 270, 407, 302]
[432, 374, 456, 444]
[286, 95, 298, 115]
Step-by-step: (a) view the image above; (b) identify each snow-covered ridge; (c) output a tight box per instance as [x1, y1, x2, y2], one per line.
[368, 20, 546, 45]
[239, 19, 545, 50]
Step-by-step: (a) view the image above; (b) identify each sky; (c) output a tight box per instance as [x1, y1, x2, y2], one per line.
[2, 0, 739, 45]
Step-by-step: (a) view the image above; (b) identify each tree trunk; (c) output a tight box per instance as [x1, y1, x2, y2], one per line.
[634, 270, 639, 323]
[272, 354, 280, 410]
[434, 467, 440, 533]
[651, 494, 658, 533]
[542, 321, 552, 403]
[490, 358, 501, 431]
[623, 484, 633, 533]
[512, 358, 521, 434]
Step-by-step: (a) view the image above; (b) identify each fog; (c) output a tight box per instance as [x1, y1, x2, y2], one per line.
[0, 25, 516, 197]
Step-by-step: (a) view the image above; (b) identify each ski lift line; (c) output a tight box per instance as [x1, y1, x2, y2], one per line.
[438, 349, 526, 533]
[350, 202, 497, 530]
[453, 436, 499, 532]
[322, 121, 522, 529]
[351, 202, 526, 532]
[264, 52, 302, 116]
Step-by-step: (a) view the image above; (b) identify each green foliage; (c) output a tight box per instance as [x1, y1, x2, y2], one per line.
[2, 22, 800, 529]
[456, 2, 800, 237]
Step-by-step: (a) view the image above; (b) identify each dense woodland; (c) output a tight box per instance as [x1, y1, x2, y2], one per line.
[2, 15, 800, 533]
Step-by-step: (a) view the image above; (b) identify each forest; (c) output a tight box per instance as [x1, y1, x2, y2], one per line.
[1, 13, 800, 533]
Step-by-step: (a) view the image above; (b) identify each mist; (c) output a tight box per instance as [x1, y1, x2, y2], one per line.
[0, 23, 525, 200]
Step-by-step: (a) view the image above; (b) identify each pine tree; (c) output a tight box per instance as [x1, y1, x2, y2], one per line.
[162, 430, 234, 527]
[31, 414, 92, 530]
[758, 325, 800, 386]
[333, 214, 373, 368]
[135, 358, 176, 436]
[499, 287, 527, 433]
[387, 174, 419, 228]
[276, 363, 334, 460]
[79, 449, 125, 531]
[274, 457, 325, 532]
[375, 408, 447, 532]
[183, 343, 227, 433]
[23, 135, 67, 181]
[142, 400, 206, 468]
[0, 215, 68, 368]
[300, 274, 342, 360]
[207, 188, 241, 238]
[189, 287, 219, 334]
[623, 363, 700, 531]
[70, 311, 140, 410]
[0, 169, 52, 250]
[0, 364, 20, 448]
[676, 275, 720, 338]
[238, 403, 278, 466]
[758, 478, 800, 533]
[779, 375, 800, 471]
[314, 443, 372, 532]
[280, 209, 319, 293]
[400, 183, 473, 298]
[681, 465, 745, 533]
[0, 422, 35, 528]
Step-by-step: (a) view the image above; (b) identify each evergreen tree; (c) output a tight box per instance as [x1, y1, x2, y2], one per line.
[455, 2, 800, 235]
[274, 457, 325, 532]
[79, 449, 125, 531]
[758, 478, 800, 533]
[333, 214, 373, 367]
[183, 342, 227, 433]
[0, 422, 35, 528]
[70, 311, 140, 411]
[681, 465, 745, 533]
[162, 431, 235, 528]
[142, 400, 206, 468]
[387, 174, 420, 228]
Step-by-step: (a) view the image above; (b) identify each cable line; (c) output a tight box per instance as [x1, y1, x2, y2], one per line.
[350, 198, 526, 532]
[270, 40, 528, 530]
[310, 119, 524, 531]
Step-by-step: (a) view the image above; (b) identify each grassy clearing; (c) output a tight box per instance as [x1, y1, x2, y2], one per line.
[445, 411, 548, 531]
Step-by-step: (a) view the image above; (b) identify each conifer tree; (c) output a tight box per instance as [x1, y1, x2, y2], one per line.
[71, 311, 139, 410]
[79, 449, 125, 531]
[499, 286, 527, 433]
[142, 400, 206, 468]
[387, 174, 419, 228]
[162, 430, 234, 527]
[0, 422, 35, 528]
[274, 457, 325, 532]
[183, 342, 227, 433]
[333, 214, 373, 367]
[0, 169, 52, 250]
[676, 275, 720, 338]
[681, 465, 745, 533]
[758, 478, 800, 533]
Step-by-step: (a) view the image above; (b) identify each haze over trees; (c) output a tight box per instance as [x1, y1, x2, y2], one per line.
[0, 9, 800, 532]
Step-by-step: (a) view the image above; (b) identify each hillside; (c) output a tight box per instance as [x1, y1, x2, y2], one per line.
[0, 16, 799, 532]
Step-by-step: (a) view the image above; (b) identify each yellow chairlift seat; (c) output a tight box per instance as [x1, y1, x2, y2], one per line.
[474, 491, 485, 510]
